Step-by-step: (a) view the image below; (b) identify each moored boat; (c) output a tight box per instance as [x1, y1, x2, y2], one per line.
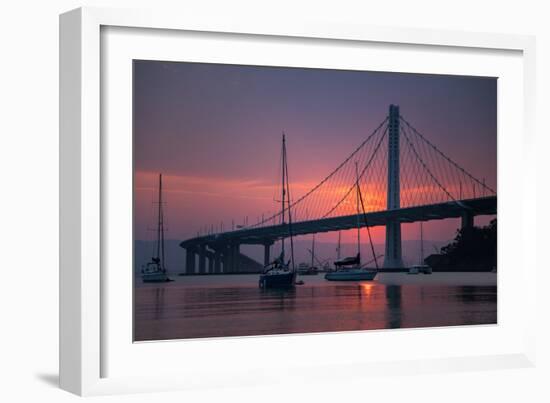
[297, 234, 320, 275]
[297, 262, 318, 275]
[142, 260, 172, 283]
[325, 162, 380, 282]
[325, 270, 377, 281]
[141, 174, 172, 283]
[408, 264, 432, 275]
[260, 254, 296, 288]
[407, 222, 432, 275]
[259, 133, 297, 289]
[325, 261, 377, 281]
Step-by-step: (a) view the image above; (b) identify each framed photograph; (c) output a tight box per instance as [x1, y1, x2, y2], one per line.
[60, 7, 537, 396]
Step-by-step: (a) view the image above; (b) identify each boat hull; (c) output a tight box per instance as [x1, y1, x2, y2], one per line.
[259, 271, 295, 288]
[324, 270, 377, 281]
[142, 272, 172, 283]
[408, 265, 432, 275]
[297, 269, 318, 275]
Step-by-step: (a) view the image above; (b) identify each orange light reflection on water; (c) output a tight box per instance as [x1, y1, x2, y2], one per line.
[360, 283, 375, 298]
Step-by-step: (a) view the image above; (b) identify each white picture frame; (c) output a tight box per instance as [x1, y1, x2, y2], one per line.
[59, 6, 537, 396]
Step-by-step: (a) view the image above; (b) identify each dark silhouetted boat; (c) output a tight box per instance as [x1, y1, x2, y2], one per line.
[259, 134, 297, 289]
[260, 252, 295, 288]
[141, 174, 172, 283]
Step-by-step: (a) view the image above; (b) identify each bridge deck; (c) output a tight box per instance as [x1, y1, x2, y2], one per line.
[180, 196, 496, 248]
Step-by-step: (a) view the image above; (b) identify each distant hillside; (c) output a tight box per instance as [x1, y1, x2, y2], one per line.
[135, 239, 448, 273]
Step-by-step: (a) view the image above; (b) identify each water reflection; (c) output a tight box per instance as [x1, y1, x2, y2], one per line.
[385, 285, 402, 329]
[134, 277, 496, 341]
[154, 287, 165, 320]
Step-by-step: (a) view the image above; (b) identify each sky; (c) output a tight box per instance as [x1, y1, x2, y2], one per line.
[133, 60, 496, 250]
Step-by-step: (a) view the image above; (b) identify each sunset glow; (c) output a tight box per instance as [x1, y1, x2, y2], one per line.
[134, 61, 496, 248]
[133, 60, 498, 342]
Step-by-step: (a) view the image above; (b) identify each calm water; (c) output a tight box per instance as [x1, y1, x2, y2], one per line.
[134, 274, 496, 341]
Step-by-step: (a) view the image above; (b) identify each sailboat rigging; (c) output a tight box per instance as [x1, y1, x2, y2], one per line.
[141, 174, 172, 283]
[325, 162, 378, 281]
[337, 231, 342, 260]
[298, 234, 319, 275]
[408, 222, 432, 275]
[259, 134, 297, 288]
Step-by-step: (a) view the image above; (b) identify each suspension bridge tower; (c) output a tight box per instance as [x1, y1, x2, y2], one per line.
[383, 104, 405, 268]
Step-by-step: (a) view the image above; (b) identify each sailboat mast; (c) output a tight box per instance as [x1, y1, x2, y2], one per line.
[337, 231, 341, 260]
[158, 174, 166, 271]
[156, 174, 162, 262]
[355, 162, 361, 259]
[356, 169, 379, 270]
[161, 175, 165, 271]
[281, 133, 286, 259]
[420, 222, 424, 265]
[284, 134, 295, 271]
[311, 235, 315, 268]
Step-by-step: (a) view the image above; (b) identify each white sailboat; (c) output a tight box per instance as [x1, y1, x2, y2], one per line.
[298, 235, 319, 275]
[325, 163, 378, 281]
[408, 222, 432, 275]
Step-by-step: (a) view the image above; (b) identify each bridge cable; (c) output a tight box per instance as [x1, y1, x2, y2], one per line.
[249, 116, 389, 228]
[322, 124, 389, 218]
[400, 124, 458, 203]
[357, 175, 380, 269]
[400, 116, 496, 195]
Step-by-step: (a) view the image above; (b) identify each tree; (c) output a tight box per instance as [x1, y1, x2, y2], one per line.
[433, 219, 496, 271]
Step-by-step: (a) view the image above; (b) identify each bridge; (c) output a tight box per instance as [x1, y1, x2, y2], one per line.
[179, 105, 496, 274]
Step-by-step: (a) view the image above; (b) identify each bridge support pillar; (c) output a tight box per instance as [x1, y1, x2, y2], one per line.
[222, 243, 233, 273]
[263, 241, 273, 267]
[208, 254, 214, 273]
[214, 251, 222, 273]
[384, 220, 404, 268]
[232, 244, 240, 272]
[198, 245, 207, 274]
[461, 210, 474, 230]
[185, 247, 196, 274]
[383, 104, 404, 269]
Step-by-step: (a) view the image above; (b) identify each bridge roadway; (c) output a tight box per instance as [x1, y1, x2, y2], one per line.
[179, 196, 496, 273]
[181, 196, 496, 247]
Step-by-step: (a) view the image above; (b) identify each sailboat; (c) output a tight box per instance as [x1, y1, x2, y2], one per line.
[336, 231, 341, 262]
[141, 174, 172, 283]
[259, 134, 297, 288]
[325, 231, 342, 273]
[325, 163, 378, 281]
[298, 235, 319, 275]
[408, 222, 432, 275]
